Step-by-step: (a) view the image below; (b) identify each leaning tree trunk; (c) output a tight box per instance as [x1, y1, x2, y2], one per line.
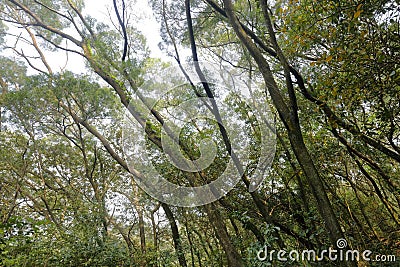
[222, 0, 344, 245]
[162, 203, 188, 267]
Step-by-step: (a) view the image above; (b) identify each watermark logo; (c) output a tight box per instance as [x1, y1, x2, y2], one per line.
[256, 239, 396, 263]
[122, 61, 276, 207]
[336, 238, 348, 249]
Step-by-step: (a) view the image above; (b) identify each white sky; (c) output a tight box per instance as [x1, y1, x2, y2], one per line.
[83, 0, 164, 57]
[3, 0, 166, 74]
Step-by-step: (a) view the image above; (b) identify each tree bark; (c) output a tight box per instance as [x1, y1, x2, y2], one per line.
[222, 0, 344, 245]
[161, 203, 188, 267]
[204, 203, 244, 267]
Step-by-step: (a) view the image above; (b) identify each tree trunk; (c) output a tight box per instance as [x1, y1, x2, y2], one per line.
[222, 0, 344, 245]
[204, 203, 244, 267]
[161, 203, 188, 267]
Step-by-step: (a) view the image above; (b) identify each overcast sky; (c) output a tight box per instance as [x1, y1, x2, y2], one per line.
[3, 0, 165, 74]
[84, 0, 164, 57]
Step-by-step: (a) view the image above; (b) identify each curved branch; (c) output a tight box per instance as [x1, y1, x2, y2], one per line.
[66, 0, 95, 37]
[205, 0, 400, 164]
[113, 0, 128, 61]
[8, 0, 83, 47]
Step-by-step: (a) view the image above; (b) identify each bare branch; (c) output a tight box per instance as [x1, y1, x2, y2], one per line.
[25, 26, 53, 74]
[36, 33, 85, 57]
[8, 0, 83, 47]
[65, 0, 95, 37]
[113, 0, 128, 61]
[11, 47, 47, 74]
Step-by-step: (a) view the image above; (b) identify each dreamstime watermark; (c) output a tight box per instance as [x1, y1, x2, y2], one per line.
[122, 61, 276, 207]
[256, 238, 397, 263]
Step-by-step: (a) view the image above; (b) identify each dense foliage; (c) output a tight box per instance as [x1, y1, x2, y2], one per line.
[0, 0, 399, 266]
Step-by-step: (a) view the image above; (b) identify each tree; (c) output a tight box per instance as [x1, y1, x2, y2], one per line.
[0, 0, 399, 266]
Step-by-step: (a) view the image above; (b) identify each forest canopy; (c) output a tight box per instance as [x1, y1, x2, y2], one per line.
[0, 0, 399, 266]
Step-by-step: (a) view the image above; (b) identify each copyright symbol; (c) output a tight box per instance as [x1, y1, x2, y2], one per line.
[122, 61, 276, 207]
[336, 238, 348, 249]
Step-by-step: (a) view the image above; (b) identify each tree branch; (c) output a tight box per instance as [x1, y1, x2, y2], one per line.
[113, 0, 128, 61]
